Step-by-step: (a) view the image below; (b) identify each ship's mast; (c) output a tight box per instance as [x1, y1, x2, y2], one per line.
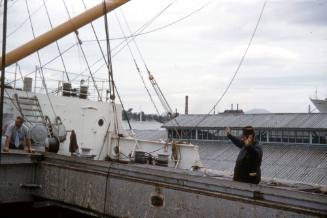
[0, 0, 129, 68]
[0, 0, 8, 162]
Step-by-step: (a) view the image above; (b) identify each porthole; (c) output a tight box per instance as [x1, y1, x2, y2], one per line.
[98, 119, 104, 127]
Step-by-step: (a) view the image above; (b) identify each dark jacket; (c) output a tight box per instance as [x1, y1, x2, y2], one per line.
[227, 134, 262, 184]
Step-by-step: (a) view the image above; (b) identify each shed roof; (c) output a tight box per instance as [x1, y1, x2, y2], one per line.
[198, 142, 327, 186]
[162, 113, 327, 129]
[132, 129, 327, 186]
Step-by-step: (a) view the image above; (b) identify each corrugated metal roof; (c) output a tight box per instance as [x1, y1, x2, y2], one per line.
[162, 113, 327, 129]
[198, 142, 327, 186]
[133, 130, 327, 185]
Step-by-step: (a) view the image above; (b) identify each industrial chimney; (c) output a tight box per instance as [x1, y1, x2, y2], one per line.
[185, 95, 189, 115]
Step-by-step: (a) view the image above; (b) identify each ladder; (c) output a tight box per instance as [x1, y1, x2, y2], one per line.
[14, 94, 46, 125]
[14, 94, 56, 147]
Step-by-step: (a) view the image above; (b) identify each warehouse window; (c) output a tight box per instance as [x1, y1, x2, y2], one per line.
[180, 129, 196, 140]
[296, 131, 303, 143]
[294, 131, 310, 144]
[203, 130, 208, 140]
[312, 131, 327, 144]
[172, 129, 181, 139]
[269, 130, 282, 142]
[168, 129, 173, 139]
[181, 129, 190, 139]
[198, 130, 203, 140]
[198, 130, 209, 140]
[282, 130, 289, 143]
[288, 131, 296, 143]
[303, 131, 310, 143]
[208, 130, 218, 140]
[218, 129, 226, 140]
[191, 129, 196, 139]
[231, 129, 242, 137]
[260, 130, 267, 142]
[168, 129, 196, 140]
[321, 131, 327, 144]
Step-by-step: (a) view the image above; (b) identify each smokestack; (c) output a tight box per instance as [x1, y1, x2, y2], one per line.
[231, 104, 233, 111]
[237, 104, 239, 111]
[185, 95, 189, 115]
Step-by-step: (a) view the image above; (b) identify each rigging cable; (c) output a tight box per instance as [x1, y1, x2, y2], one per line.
[80, 0, 133, 132]
[61, 0, 102, 101]
[1, 1, 46, 42]
[118, 8, 185, 147]
[5, 0, 205, 87]
[69, 0, 211, 85]
[82, 3, 133, 132]
[194, 1, 267, 127]
[118, 10, 184, 145]
[69, 0, 178, 82]
[2, 67, 34, 125]
[42, 0, 70, 82]
[125, 0, 213, 40]
[102, 0, 138, 164]
[82, 0, 213, 42]
[120, 9, 173, 114]
[25, 0, 57, 118]
[6, 43, 78, 86]
[7, 0, 178, 96]
[115, 13, 161, 115]
[111, 0, 178, 59]
[102, 0, 118, 133]
[114, 83, 132, 130]
[81, 0, 109, 87]
[102, 1, 114, 101]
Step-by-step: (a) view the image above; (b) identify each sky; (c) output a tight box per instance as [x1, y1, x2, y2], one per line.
[0, 0, 326, 114]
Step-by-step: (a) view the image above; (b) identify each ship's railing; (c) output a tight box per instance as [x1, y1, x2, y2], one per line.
[3, 69, 110, 102]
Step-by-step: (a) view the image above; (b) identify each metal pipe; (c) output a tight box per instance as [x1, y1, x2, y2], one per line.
[0, 0, 129, 68]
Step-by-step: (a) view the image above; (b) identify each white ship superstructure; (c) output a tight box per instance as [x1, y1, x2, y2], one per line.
[2, 87, 201, 169]
[0, 0, 203, 170]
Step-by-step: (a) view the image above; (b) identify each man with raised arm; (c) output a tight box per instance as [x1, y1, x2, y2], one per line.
[225, 126, 262, 184]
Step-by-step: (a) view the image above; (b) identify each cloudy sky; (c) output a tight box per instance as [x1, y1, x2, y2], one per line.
[1, 0, 326, 114]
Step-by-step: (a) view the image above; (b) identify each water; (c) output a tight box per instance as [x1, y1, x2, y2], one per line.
[122, 120, 163, 130]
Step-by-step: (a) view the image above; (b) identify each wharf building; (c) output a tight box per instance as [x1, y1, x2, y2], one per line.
[163, 113, 327, 146]
[159, 112, 327, 185]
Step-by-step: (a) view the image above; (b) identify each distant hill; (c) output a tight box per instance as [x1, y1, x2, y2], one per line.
[246, 108, 271, 114]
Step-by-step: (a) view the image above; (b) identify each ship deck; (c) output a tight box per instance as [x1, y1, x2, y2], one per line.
[0, 151, 326, 217]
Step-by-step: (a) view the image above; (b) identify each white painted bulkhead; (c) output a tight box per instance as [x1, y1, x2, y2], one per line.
[3, 89, 201, 170]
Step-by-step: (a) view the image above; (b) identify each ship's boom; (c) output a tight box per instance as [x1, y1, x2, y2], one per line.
[0, 0, 129, 68]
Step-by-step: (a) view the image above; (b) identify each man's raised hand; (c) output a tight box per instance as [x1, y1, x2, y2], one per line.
[224, 127, 231, 136]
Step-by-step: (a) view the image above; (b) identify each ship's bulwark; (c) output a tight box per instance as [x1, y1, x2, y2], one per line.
[132, 130, 327, 186]
[0, 152, 326, 218]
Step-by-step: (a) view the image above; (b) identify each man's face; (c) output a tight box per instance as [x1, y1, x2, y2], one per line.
[243, 135, 254, 146]
[15, 119, 23, 128]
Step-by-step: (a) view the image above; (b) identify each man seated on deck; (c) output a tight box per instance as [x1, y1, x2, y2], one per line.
[2, 116, 32, 153]
[225, 126, 262, 184]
